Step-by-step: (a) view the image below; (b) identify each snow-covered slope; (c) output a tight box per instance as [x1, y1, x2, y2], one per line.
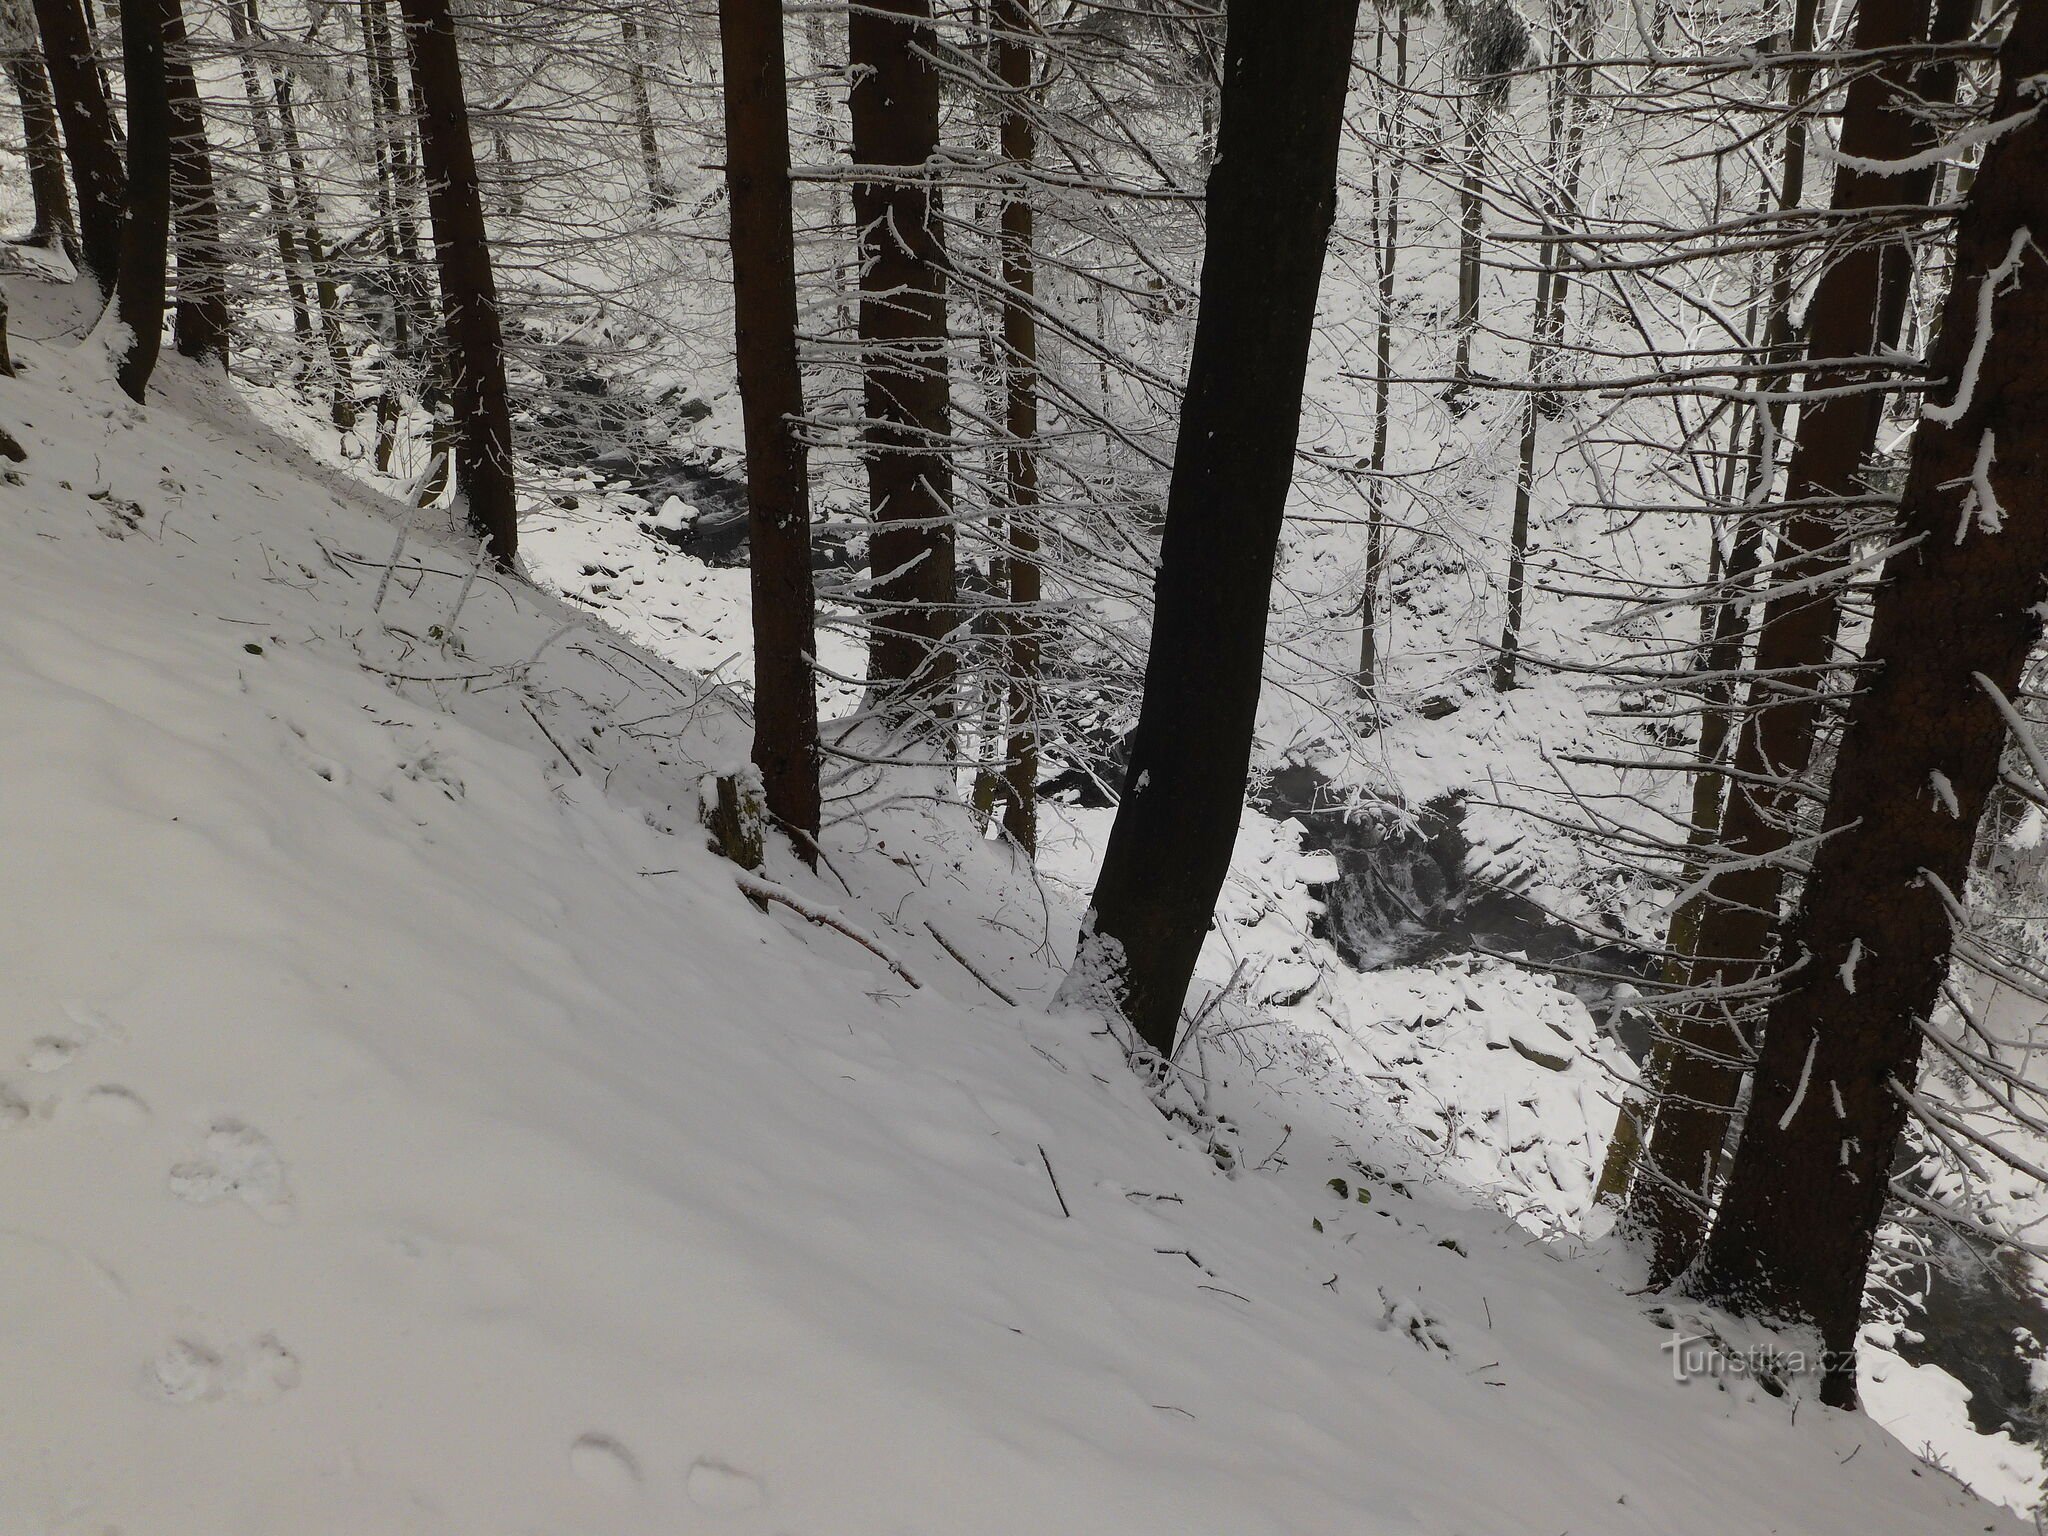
[0, 277, 2020, 1534]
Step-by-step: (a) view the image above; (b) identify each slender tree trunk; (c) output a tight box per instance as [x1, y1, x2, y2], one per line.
[1358, 9, 1407, 700]
[30, 0, 120, 290]
[9, 45, 75, 255]
[257, 0, 355, 427]
[163, 0, 225, 367]
[995, 0, 1040, 854]
[397, 0, 518, 563]
[1493, 0, 1593, 692]
[1450, 105, 1484, 396]
[226, 0, 311, 345]
[848, 0, 957, 724]
[109, 0, 169, 401]
[1060, 0, 1362, 1057]
[1622, 0, 1974, 1283]
[622, 13, 673, 211]
[718, 0, 821, 858]
[1692, 2, 2048, 1407]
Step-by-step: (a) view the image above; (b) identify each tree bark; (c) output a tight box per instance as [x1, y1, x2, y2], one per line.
[163, 0, 225, 366]
[1061, 0, 1362, 1057]
[110, 0, 169, 401]
[718, 0, 821, 858]
[397, 0, 518, 563]
[1691, 0, 2048, 1408]
[622, 14, 672, 211]
[1358, 9, 1407, 700]
[30, 0, 119, 290]
[848, 0, 957, 724]
[1622, 0, 1977, 1284]
[995, 0, 1040, 854]
[8, 44, 75, 255]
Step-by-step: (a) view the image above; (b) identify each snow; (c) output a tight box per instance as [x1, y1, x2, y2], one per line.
[0, 275, 2030, 1532]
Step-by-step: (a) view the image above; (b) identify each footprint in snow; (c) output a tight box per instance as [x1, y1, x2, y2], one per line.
[145, 1332, 301, 1404]
[686, 1458, 765, 1513]
[23, 1035, 80, 1072]
[170, 1120, 295, 1223]
[569, 1433, 641, 1495]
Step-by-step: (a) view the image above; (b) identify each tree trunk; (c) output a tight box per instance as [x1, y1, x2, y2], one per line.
[995, 0, 1039, 854]
[9, 45, 75, 255]
[30, 0, 120, 290]
[163, 0, 225, 367]
[622, 13, 672, 211]
[1691, 1, 2048, 1408]
[848, 0, 957, 725]
[1358, 10, 1408, 700]
[398, 0, 518, 563]
[718, 0, 821, 859]
[1622, 0, 1975, 1284]
[259, 0, 355, 428]
[226, 0, 311, 346]
[1492, 0, 1593, 692]
[109, 0, 169, 401]
[1060, 0, 1362, 1057]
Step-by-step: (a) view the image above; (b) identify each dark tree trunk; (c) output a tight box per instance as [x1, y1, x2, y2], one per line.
[1061, 0, 1361, 1057]
[163, 0, 225, 367]
[995, 0, 1040, 854]
[9, 46, 76, 255]
[30, 0, 120, 291]
[1691, 1, 2048, 1408]
[110, 0, 169, 402]
[717, 0, 821, 858]
[1622, 0, 1971, 1283]
[398, 0, 518, 563]
[848, 0, 957, 723]
[1358, 10, 1408, 700]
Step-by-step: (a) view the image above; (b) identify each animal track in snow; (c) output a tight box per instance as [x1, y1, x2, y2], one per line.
[23, 1035, 80, 1072]
[169, 1120, 294, 1223]
[686, 1458, 765, 1513]
[81, 1084, 151, 1124]
[145, 1332, 301, 1404]
[569, 1433, 641, 1494]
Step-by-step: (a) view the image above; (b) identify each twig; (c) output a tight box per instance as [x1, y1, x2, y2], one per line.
[1038, 1144, 1071, 1218]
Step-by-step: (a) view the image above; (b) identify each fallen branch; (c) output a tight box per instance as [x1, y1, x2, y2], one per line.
[924, 920, 1016, 1005]
[734, 873, 922, 989]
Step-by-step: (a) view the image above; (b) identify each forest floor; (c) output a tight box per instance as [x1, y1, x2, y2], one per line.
[0, 270, 2034, 1532]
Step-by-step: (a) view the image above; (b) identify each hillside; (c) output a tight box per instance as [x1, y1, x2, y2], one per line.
[0, 277, 2027, 1534]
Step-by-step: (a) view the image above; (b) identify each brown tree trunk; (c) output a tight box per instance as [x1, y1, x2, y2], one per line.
[995, 0, 1040, 854]
[9, 46, 75, 255]
[848, 0, 956, 725]
[30, 0, 120, 290]
[1060, 0, 1362, 1057]
[163, 0, 225, 367]
[717, 0, 821, 858]
[1692, 1, 2048, 1407]
[1622, 0, 1972, 1283]
[398, 0, 518, 563]
[110, 0, 169, 401]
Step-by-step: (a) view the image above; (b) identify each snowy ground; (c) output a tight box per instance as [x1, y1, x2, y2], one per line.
[0, 270, 2031, 1533]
